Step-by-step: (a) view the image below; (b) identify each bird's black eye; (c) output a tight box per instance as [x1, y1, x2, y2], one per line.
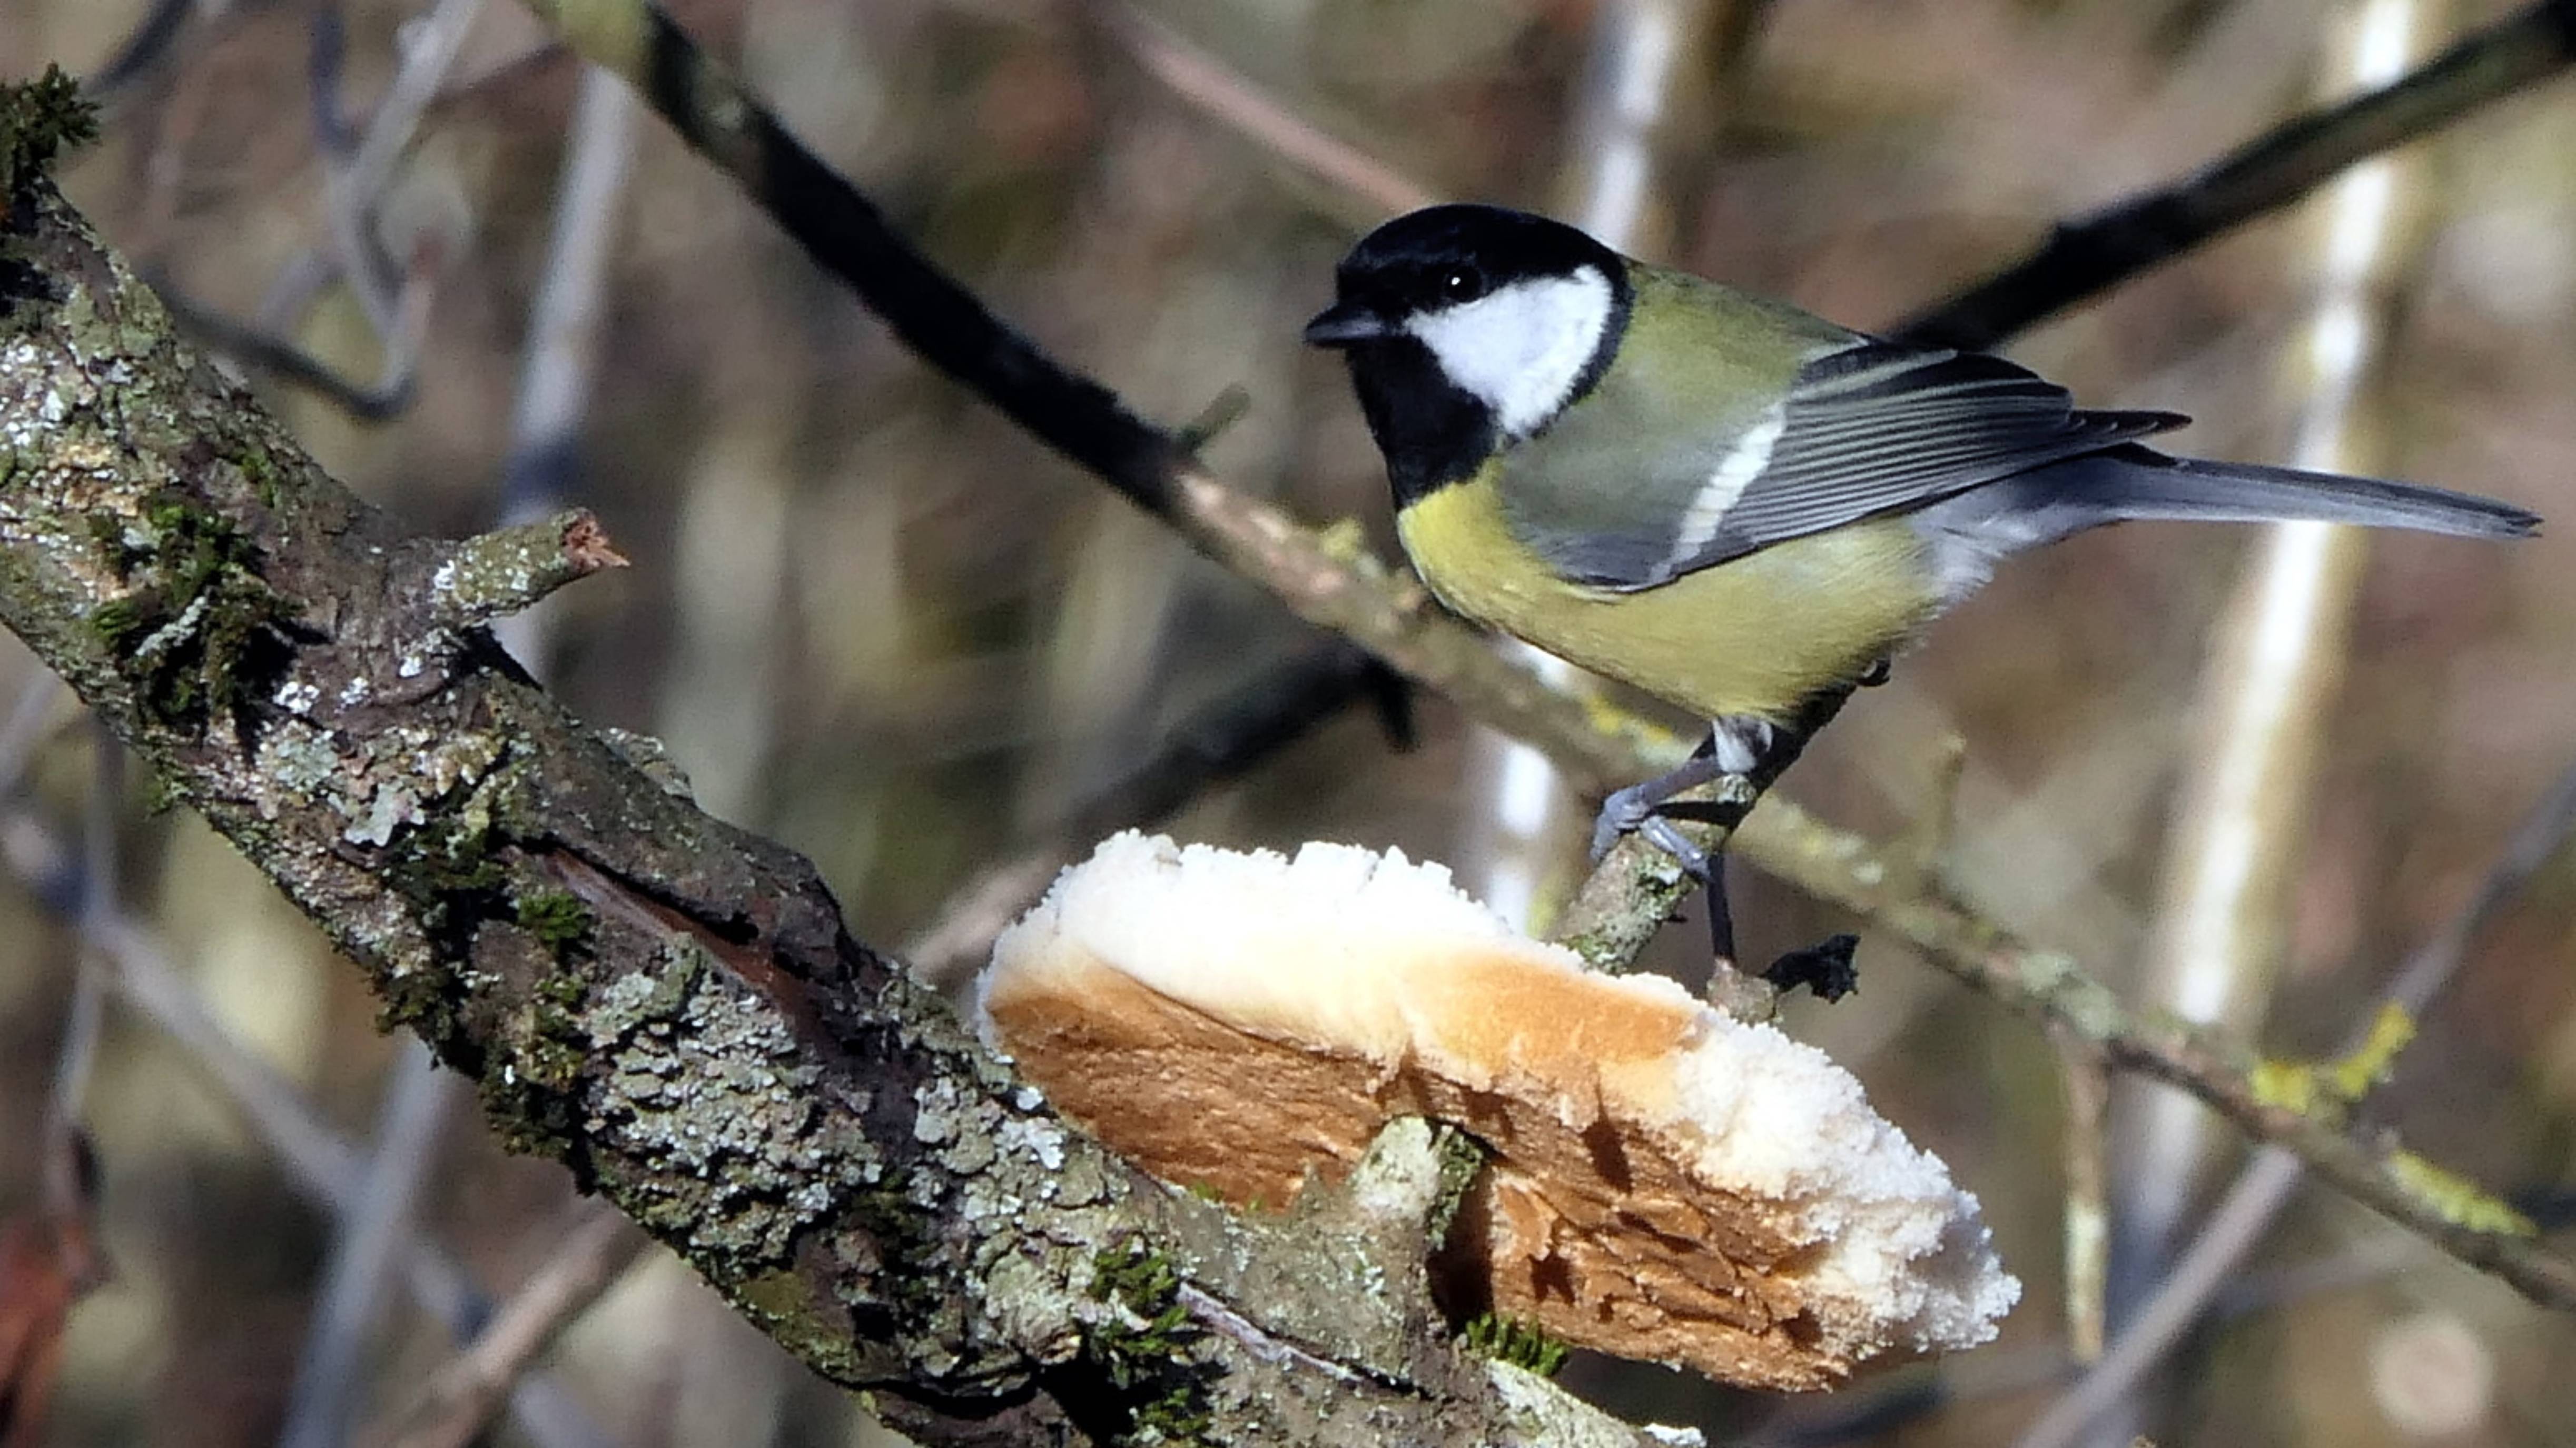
[1440, 269, 1486, 302]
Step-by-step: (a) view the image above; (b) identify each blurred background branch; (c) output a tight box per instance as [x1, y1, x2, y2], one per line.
[2018, 753, 2576, 1448]
[364, 1201, 645, 1448]
[1085, 2, 1435, 223]
[904, 637, 1407, 995]
[1893, 0, 2576, 349]
[0, 715, 618, 1448]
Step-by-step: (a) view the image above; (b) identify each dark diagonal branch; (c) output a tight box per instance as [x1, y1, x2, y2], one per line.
[87, 0, 197, 100]
[491, 5, 2576, 1313]
[526, 0, 1182, 511]
[1893, 0, 2576, 350]
[0, 97, 1665, 1446]
[150, 254, 436, 422]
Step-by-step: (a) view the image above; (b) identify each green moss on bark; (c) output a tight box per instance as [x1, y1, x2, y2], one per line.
[516, 888, 595, 959]
[373, 814, 513, 1043]
[86, 489, 293, 730]
[1459, 1314, 1568, 1376]
[0, 65, 95, 197]
[479, 1057, 585, 1162]
[1078, 1243, 1213, 1445]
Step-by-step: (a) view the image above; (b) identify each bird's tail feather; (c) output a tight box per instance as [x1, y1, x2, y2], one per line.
[2043, 444, 2540, 540]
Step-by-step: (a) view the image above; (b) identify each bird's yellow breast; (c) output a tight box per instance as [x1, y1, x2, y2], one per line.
[1397, 475, 1941, 724]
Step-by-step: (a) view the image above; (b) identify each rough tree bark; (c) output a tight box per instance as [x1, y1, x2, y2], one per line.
[0, 83, 1666, 1448]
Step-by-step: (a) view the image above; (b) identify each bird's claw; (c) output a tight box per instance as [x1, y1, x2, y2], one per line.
[1589, 755, 1726, 867]
[1640, 816, 1715, 885]
[1590, 781, 1655, 864]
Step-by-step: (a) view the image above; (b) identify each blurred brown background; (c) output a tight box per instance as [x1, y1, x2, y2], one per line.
[2, 0, 2574, 1444]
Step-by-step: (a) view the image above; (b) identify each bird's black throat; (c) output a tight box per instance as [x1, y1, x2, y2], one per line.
[1343, 336, 1498, 509]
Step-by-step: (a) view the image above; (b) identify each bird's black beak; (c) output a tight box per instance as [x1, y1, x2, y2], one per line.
[1304, 301, 1396, 348]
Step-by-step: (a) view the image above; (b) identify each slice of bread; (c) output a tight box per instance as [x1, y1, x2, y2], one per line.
[978, 832, 2017, 1391]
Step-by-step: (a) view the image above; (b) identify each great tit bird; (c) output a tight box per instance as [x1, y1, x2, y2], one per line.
[1305, 204, 2540, 862]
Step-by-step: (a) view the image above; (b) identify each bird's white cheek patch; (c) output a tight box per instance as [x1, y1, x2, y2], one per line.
[1406, 269, 1614, 440]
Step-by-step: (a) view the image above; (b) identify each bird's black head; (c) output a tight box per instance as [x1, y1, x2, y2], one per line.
[1306, 204, 1632, 507]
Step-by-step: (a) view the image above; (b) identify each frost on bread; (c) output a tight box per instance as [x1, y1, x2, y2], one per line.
[977, 831, 2019, 1391]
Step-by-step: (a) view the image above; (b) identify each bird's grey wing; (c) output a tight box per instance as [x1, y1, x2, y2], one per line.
[1490, 378, 1788, 588]
[1517, 341, 2187, 589]
[1679, 343, 2188, 575]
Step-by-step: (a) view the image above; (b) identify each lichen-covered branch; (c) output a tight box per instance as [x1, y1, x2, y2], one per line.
[420, 508, 627, 631]
[494, 1, 2576, 1313]
[0, 106, 1674, 1446]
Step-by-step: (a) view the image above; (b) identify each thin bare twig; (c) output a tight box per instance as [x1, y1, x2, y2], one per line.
[162, 0, 477, 416]
[495, 62, 638, 672]
[369, 1204, 648, 1448]
[277, 1050, 467, 1448]
[2050, 1028, 2110, 1365]
[154, 250, 437, 421]
[314, 0, 484, 338]
[1897, 732, 1966, 895]
[1090, 4, 1435, 219]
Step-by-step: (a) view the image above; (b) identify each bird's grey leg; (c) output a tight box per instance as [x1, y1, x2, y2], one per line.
[1587, 717, 1778, 881]
[1590, 706, 1862, 997]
